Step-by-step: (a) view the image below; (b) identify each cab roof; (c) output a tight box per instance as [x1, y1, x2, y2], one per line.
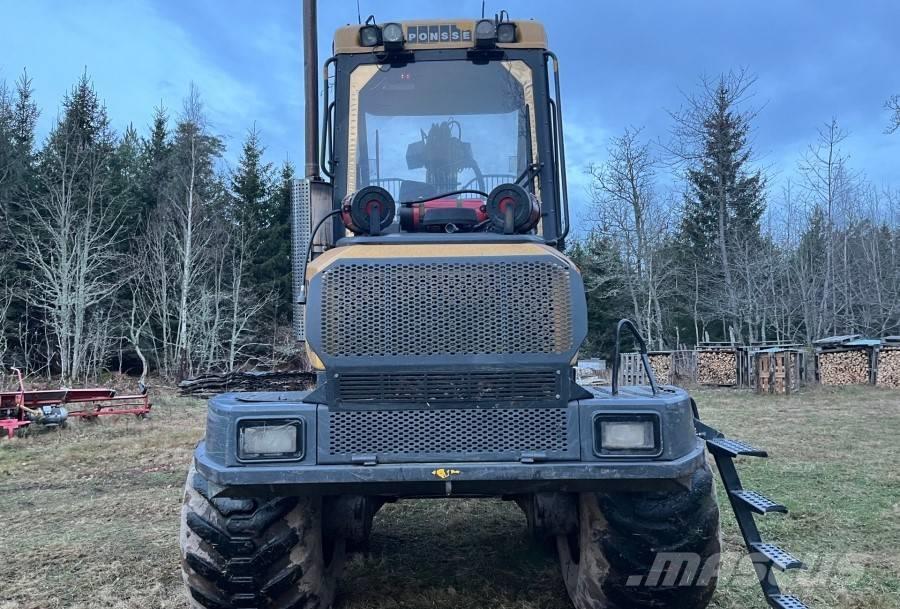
[333, 19, 548, 54]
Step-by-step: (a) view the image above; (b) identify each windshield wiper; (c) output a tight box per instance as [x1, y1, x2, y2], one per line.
[519, 104, 539, 193]
[515, 162, 542, 189]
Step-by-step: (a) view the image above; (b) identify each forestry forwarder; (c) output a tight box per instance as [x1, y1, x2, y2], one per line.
[179, 4, 810, 609]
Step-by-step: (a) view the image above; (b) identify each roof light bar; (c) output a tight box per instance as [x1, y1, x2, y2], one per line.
[496, 21, 517, 44]
[474, 19, 497, 48]
[382, 22, 404, 49]
[359, 24, 381, 47]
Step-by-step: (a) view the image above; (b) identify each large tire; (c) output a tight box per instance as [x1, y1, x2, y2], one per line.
[557, 464, 720, 609]
[180, 463, 345, 609]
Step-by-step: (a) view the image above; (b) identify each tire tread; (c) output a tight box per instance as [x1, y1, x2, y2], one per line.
[180, 464, 337, 609]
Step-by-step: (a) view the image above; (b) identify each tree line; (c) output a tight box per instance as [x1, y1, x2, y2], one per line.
[0, 72, 293, 384]
[573, 70, 900, 355]
[1, 69, 899, 382]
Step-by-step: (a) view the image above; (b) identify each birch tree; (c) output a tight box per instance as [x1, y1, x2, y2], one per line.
[588, 128, 672, 348]
[165, 85, 224, 378]
[16, 76, 126, 382]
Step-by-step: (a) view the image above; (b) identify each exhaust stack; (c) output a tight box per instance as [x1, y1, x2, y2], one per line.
[294, 0, 333, 342]
[303, 0, 319, 180]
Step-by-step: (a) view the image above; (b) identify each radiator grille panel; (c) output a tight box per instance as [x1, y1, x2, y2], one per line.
[328, 407, 570, 457]
[337, 370, 560, 405]
[319, 260, 573, 358]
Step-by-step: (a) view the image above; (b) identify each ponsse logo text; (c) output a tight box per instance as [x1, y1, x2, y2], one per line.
[406, 24, 473, 44]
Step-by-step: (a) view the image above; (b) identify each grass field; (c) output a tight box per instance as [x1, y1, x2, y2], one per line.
[0, 386, 898, 609]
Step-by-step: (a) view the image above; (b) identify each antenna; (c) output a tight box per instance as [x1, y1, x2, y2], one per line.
[481, 1, 485, 18]
[356, 0, 361, 24]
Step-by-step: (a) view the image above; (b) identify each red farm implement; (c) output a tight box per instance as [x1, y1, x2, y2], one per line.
[0, 368, 151, 439]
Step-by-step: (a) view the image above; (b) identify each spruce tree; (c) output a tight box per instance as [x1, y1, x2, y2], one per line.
[12, 70, 39, 165]
[0, 71, 38, 205]
[0, 82, 14, 201]
[0, 72, 39, 365]
[113, 123, 144, 227]
[230, 125, 275, 235]
[680, 79, 765, 259]
[229, 126, 286, 302]
[674, 74, 765, 341]
[256, 160, 295, 319]
[140, 105, 172, 217]
[568, 233, 628, 356]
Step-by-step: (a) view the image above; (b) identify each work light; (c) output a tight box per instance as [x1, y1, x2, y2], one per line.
[593, 414, 660, 456]
[359, 24, 382, 47]
[496, 22, 517, 43]
[382, 22, 404, 49]
[474, 19, 497, 47]
[238, 420, 304, 461]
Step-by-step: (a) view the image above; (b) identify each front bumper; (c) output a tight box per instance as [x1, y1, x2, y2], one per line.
[195, 386, 708, 497]
[195, 439, 708, 496]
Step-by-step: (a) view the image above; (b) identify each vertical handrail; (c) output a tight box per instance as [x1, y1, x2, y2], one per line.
[320, 56, 336, 179]
[610, 319, 659, 396]
[545, 52, 570, 243]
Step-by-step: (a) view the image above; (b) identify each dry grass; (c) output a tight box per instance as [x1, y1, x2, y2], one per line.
[0, 386, 897, 608]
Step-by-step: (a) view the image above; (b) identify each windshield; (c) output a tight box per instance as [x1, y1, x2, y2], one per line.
[347, 60, 538, 202]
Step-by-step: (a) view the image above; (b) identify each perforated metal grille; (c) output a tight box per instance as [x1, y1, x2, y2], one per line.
[291, 179, 311, 340]
[337, 370, 560, 404]
[328, 407, 570, 457]
[319, 259, 573, 357]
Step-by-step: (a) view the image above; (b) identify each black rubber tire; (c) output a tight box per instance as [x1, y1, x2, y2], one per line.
[557, 463, 721, 609]
[180, 463, 345, 609]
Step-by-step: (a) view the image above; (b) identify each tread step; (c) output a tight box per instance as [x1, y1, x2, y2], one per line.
[707, 437, 768, 458]
[751, 542, 806, 571]
[731, 490, 788, 515]
[768, 594, 811, 609]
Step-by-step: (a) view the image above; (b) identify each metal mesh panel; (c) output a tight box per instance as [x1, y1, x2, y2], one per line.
[328, 407, 570, 457]
[319, 260, 573, 357]
[291, 179, 311, 340]
[336, 370, 560, 405]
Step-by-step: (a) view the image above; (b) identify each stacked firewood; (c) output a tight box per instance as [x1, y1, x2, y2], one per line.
[697, 350, 737, 386]
[648, 354, 673, 384]
[876, 349, 900, 388]
[818, 350, 870, 386]
[179, 370, 317, 398]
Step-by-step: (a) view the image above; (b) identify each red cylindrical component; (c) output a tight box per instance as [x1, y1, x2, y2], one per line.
[399, 199, 488, 232]
[341, 186, 396, 235]
[486, 183, 541, 233]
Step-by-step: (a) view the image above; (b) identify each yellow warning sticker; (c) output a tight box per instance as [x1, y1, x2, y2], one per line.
[431, 468, 461, 480]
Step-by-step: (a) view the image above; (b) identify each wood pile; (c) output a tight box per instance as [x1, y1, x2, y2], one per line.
[648, 353, 673, 384]
[697, 350, 737, 386]
[817, 350, 871, 386]
[876, 348, 900, 388]
[179, 370, 317, 398]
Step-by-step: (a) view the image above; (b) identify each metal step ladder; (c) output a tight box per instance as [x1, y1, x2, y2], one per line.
[695, 416, 811, 609]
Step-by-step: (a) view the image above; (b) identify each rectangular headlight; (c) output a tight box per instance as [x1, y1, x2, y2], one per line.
[594, 414, 660, 456]
[238, 420, 303, 461]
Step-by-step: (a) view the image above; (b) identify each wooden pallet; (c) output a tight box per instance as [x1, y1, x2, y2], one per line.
[755, 350, 803, 394]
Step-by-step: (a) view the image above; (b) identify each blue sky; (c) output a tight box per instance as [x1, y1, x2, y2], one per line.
[2, 0, 898, 223]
